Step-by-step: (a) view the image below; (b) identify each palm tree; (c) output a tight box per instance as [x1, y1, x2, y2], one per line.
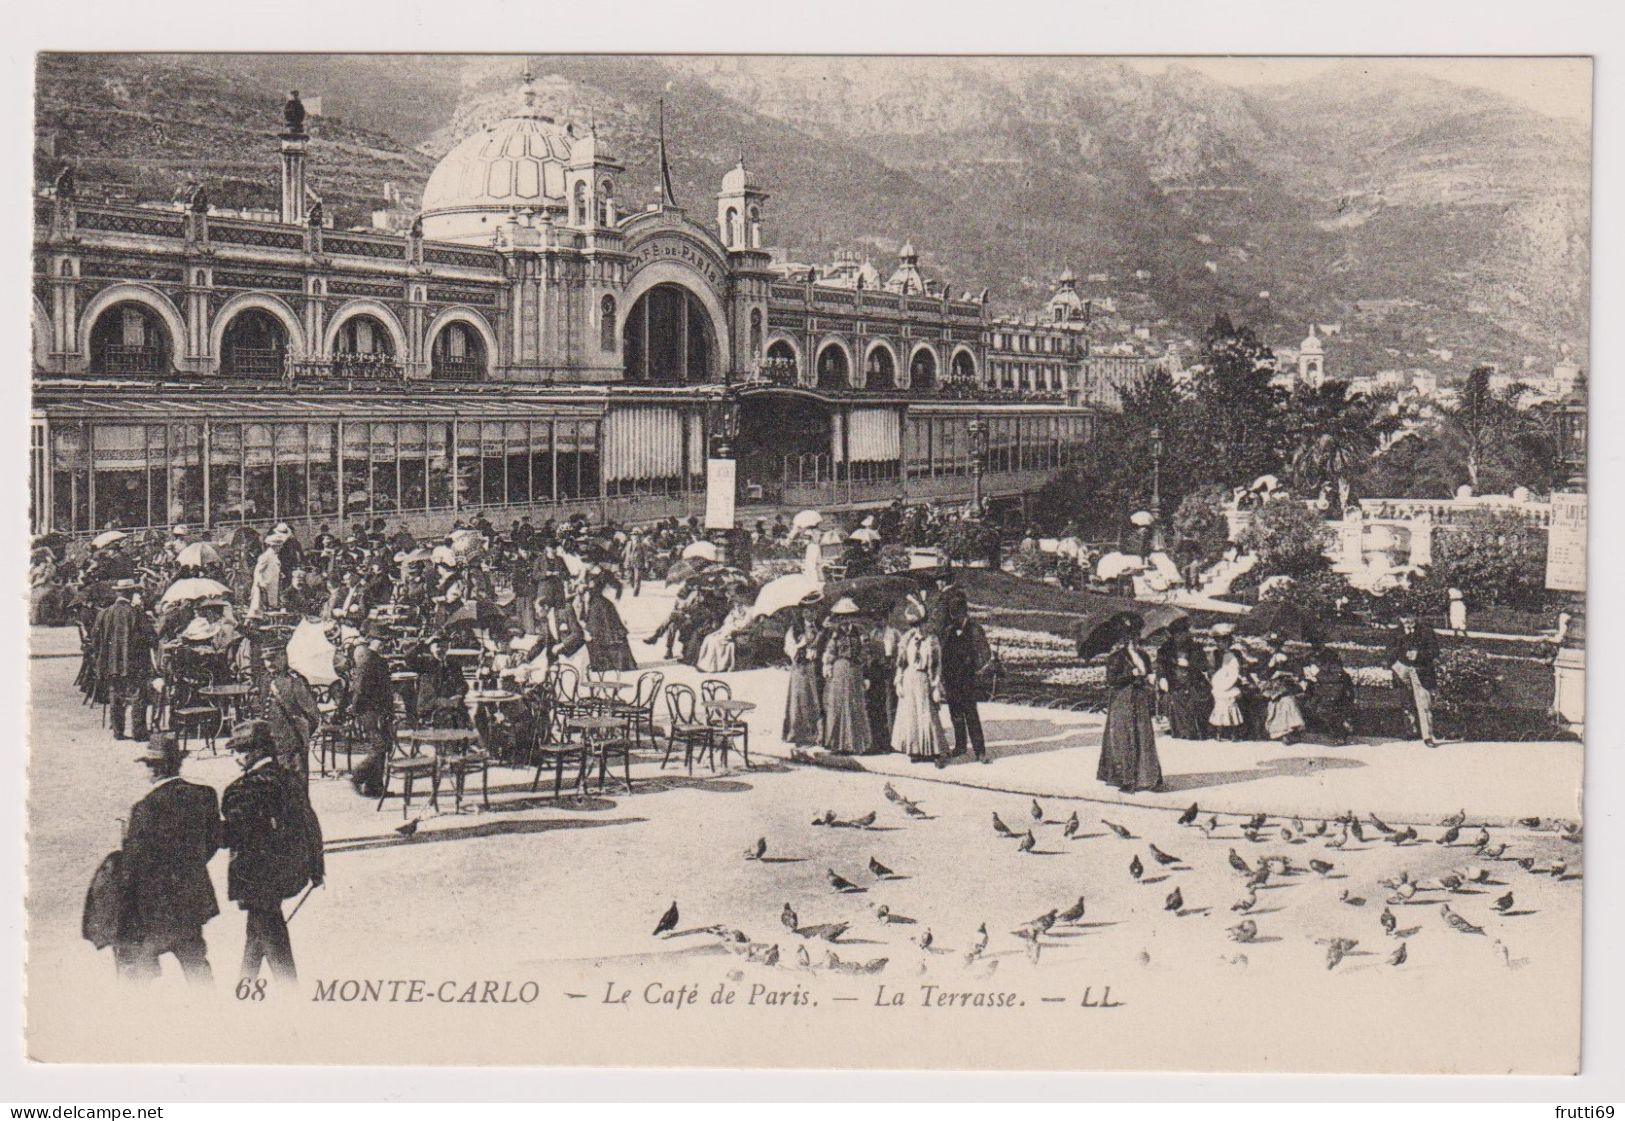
[1441, 366, 1535, 491]
[1286, 379, 1398, 513]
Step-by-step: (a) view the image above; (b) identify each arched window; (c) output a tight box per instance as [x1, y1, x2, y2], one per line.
[724, 206, 740, 248]
[764, 339, 797, 383]
[816, 344, 850, 390]
[746, 205, 761, 248]
[220, 308, 288, 377]
[601, 295, 617, 352]
[573, 180, 588, 226]
[864, 345, 896, 390]
[430, 321, 487, 381]
[88, 302, 172, 375]
[951, 349, 977, 384]
[597, 178, 614, 226]
[749, 308, 762, 359]
[909, 347, 937, 392]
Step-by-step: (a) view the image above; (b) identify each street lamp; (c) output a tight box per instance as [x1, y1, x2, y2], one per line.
[1149, 424, 1164, 551]
[1554, 384, 1587, 491]
[967, 418, 989, 518]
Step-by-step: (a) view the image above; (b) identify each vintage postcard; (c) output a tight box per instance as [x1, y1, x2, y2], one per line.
[24, 52, 1589, 1072]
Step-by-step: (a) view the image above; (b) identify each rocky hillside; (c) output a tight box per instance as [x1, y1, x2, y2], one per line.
[35, 53, 1589, 373]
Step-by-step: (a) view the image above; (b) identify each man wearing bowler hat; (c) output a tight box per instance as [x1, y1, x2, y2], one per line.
[90, 578, 158, 741]
[222, 720, 324, 984]
[113, 732, 221, 983]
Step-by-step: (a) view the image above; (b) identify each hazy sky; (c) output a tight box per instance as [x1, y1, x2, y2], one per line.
[1122, 57, 1592, 124]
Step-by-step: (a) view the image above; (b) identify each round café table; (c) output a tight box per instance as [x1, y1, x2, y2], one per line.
[579, 677, 633, 715]
[566, 713, 634, 795]
[466, 690, 522, 760]
[404, 728, 487, 812]
[701, 698, 756, 770]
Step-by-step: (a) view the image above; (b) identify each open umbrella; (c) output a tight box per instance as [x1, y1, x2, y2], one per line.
[822, 574, 926, 618]
[92, 530, 127, 550]
[1129, 510, 1155, 528]
[1238, 599, 1324, 644]
[848, 526, 882, 544]
[226, 526, 261, 550]
[174, 542, 222, 568]
[444, 599, 510, 633]
[792, 509, 823, 530]
[1095, 551, 1146, 580]
[751, 572, 824, 618]
[680, 539, 720, 562]
[1074, 597, 1189, 660]
[665, 556, 712, 584]
[818, 528, 845, 546]
[158, 577, 232, 608]
[395, 548, 434, 566]
[285, 618, 338, 688]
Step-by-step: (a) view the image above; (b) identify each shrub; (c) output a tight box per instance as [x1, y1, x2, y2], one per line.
[1237, 496, 1332, 577]
[1171, 484, 1232, 566]
[1429, 511, 1549, 610]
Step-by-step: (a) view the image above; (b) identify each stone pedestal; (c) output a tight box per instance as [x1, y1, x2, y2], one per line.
[1553, 645, 1585, 733]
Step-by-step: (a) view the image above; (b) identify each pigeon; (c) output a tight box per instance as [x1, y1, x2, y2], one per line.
[394, 818, 420, 838]
[1439, 872, 1464, 893]
[1064, 811, 1080, 838]
[781, 903, 799, 932]
[1017, 830, 1036, 853]
[827, 868, 860, 893]
[868, 856, 895, 879]
[1129, 854, 1144, 880]
[1327, 828, 1348, 850]
[1149, 844, 1182, 866]
[1202, 816, 1219, 837]
[1494, 891, 1515, 913]
[1292, 816, 1305, 834]
[1349, 819, 1366, 843]
[1164, 887, 1184, 913]
[1549, 861, 1569, 879]
[1367, 812, 1395, 835]
[826, 952, 887, 975]
[1228, 920, 1258, 943]
[1177, 803, 1199, 826]
[741, 942, 780, 966]
[812, 810, 836, 826]
[1392, 879, 1418, 900]
[652, 901, 679, 937]
[1515, 857, 1537, 872]
[1482, 843, 1507, 859]
[915, 929, 935, 952]
[1381, 907, 1397, 935]
[1340, 890, 1366, 906]
[1472, 827, 1491, 849]
[1231, 890, 1257, 914]
[963, 923, 989, 964]
[1012, 910, 1057, 939]
[1103, 819, 1132, 839]
[902, 801, 929, 819]
[883, 782, 902, 804]
[1388, 942, 1408, 966]
[884, 784, 927, 817]
[1393, 925, 1421, 938]
[1441, 903, 1485, 935]
[1311, 819, 1329, 837]
[1244, 813, 1267, 830]
[1245, 865, 1271, 890]
[1031, 799, 1044, 822]
[1280, 827, 1293, 843]
[1441, 809, 1467, 828]
[1013, 927, 1043, 963]
[1056, 895, 1088, 923]
[744, 836, 767, 861]
[796, 921, 850, 943]
[1228, 848, 1253, 875]
[992, 812, 1014, 837]
[795, 944, 813, 970]
[872, 904, 916, 925]
[1324, 937, 1358, 970]
[1518, 816, 1542, 829]
[1310, 859, 1334, 876]
[1438, 825, 1461, 846]
[854, 811, 876, 828]
[1561, 823, 1583, 843]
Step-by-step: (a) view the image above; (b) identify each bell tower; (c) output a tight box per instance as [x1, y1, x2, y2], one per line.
[716, 155, 767, 250]
[278, 91, 309, 226]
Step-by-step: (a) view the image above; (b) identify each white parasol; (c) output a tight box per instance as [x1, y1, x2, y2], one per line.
[1095, 551, 1146, 580]
[158, 577, 232, 608]
[174, 542, 222, 567]
[792, 510, 823, 529]
[284, 618, 338, 687]
[848, 527, 882, 544]
[750, 572, 824, 619]
[1251, 474, 1279, 493]
[681, 539, 720, 562]
[92, 530, 128, 549]
[818, 528, 845, 546]
[1129, 510, 1155, 527]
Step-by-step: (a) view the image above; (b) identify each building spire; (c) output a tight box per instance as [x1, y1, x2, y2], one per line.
[658, 98, 678, 208]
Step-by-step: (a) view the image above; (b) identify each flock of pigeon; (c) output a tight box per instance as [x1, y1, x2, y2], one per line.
[649, 783, 1583, 979]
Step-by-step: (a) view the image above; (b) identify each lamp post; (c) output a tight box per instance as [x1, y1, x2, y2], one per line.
[1554, 384, 1587, 491]
[968, 418, 989, 518]
[1149, 424, 1164, 552]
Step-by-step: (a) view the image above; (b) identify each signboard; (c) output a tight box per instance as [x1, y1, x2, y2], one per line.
[1545, 490, 1587, 593]
[704, 457, 736, 531]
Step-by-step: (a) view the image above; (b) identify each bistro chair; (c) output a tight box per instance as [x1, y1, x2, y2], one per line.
[529, 721, 589, 800]
[430, 730, 490, 813]
[700, 678, 751, 769]
[546, 662, 589, 738]
[375, 730, 438, 818]
[608, 670, 664, 750]
[662, 683, 719, 775]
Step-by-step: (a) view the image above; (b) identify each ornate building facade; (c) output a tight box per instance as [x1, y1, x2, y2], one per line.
[31, 81, 1104, 537]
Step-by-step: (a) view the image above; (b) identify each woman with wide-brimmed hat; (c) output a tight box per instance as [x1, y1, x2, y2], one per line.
[1097, 612, 1162, 792]
[1207, 622, 1245, 740]
[890, 596, 948, 766]
[781, 592, 825, 749]
[820, 597, 875, 755]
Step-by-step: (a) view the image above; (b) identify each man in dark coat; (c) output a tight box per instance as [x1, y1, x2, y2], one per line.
[90, 579, 157, 740]
[222, 720, 324, 983]
[1386, 612, 1441, 746]
[261, 645, 323, 777]
[345, 628, 397, 797]
[937, 587, 993, 763]
[114, 732, 221, 983]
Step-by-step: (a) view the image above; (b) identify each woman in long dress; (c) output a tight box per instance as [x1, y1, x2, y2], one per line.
[1207, 627, 1245, 740]
[890, 601, 947, 765]
[1262, 658, 1307, 743]
[1156, 617, 1210, 739]
[29, 548, 58, 626]
[820, 598, 874, 755]
[697, 595, 752, 673]
[1097, 615, 1162, 792]
[782, 601, 824, 749]
[578, 571, 636, 672]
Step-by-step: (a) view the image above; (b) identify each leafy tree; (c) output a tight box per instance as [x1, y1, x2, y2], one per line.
[1236, 496, 1331, 577]
[1440, 366, 1552, 492]
[1170, 483, 1231, 565]
[1190, 314, 1288, 488]
[1285, 380, 1400, 512]
[1428, 509, 1549, 609]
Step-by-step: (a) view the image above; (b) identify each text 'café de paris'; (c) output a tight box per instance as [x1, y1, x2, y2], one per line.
[31, 77, 1115, 539]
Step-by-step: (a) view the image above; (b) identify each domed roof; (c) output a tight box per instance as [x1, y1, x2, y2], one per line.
[421, 100, 576, 216]
[1300, 327, 1323, 353]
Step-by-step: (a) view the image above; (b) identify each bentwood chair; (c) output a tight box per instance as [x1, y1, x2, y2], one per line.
[700, 678, 751, 769]
[376, 730, 437, 818]
[608, 670, 664, 750]
[662, 683, 719, 775]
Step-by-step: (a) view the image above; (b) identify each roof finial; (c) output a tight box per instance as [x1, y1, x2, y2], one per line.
[657, 98, 678, 208]
[521, 63, 537, 109]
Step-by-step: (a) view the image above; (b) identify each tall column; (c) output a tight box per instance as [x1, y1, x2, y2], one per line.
[280, 135, 308, 226]
[678, 294, 690, 385]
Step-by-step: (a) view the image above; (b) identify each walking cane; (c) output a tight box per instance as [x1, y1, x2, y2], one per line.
[284, 882, 319, 925]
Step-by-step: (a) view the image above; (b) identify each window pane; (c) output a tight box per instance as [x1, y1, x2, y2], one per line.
[399, 421, 427, 512]
[52, 423, 90, 532]
[309, 424, 338, 516]
[578, 420, 600, 500]
[169, 424, 203, 525]
[243, 423, 275, 523]
[481, 421, 505, 506]
[529, 420, 553, 505]
[505, 421, 530, 506]
[428, 422, 453, 510]
[456, 421, 480, 509]
[371, 422, 399, 514]
[556, 420, 579, 499]
[275, 424, 308, 520]
[343, 422, 370, 518]
[210, 423, 244, 523]
[90, 424, 148, 530]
